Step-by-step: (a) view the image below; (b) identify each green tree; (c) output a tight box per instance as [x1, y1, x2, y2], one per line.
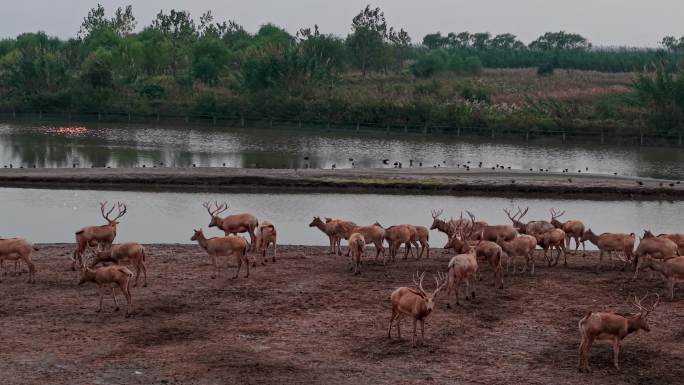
[530, 31, 590, 50]
[346, 5, 388, 77]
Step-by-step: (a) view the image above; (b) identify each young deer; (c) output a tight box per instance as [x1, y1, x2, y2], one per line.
[636, 256, 684, 299]
[348, 233, 365, 275]
[204, 201, 258, 251]
[550, 208, 586, 255]
[255, 221, 277, 264]
[0, 238, 37, 284]
[496, 234, 537, 274]
[578, 294, 659, 372]
[388, 272, 447, 347]
[191, 229, 249, 279]
[73, 201, 127, 270]
[78, 265, 134, 317]
[90, 242, 147, 287]
[350, 224, 385, 260]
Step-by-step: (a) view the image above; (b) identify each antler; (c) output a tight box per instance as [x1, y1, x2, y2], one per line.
[433, 271, 448, 294]
[412, 271, 427, 295]
[633, 293, 659, 314]
[100, 201, 126, 222]
[503, 207, 520, 221]
[202, 201, 228, 217]
[111, 202, 127, 221]
[100, 201, 115, 221]
[518, 206, 529, 220]
[431, 209, 444, 219]
[550, 208, 565, 221]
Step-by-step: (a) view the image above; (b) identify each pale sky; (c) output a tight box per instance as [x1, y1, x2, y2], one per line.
[1, 0, 682, 47]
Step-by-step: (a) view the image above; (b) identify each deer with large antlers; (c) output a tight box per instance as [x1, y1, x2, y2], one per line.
[203, 201, 258, 251]
[578, 294, 659, 372]
[0, 238, 37, 284]
[191, 229, 250, 279]
[430, 209, 467, 238]
[388, 272, 447, 347]
[73, 201, 127, 270]
[581, 229, 635, 272]
[503, 207, 554, 236]
[550, 208, 586, 255]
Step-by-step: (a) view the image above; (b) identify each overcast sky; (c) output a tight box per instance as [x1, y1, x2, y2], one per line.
[1, 0, 682, 47]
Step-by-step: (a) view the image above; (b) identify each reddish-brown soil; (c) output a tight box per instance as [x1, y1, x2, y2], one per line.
[1, 244, 683, 385]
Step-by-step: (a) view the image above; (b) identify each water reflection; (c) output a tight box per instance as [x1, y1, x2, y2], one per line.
[1, 122, 683, 179]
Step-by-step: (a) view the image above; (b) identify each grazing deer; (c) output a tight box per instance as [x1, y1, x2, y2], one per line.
[475, 241, 504, 289]
[636, 256, 684, 299]
[0, 238, 37, 283]
[496, 234, 537, 274]
[89, 242, 148, 288]
[78, 265, 134, 317]
[203, 201, 258, 251]
[633, 230, 680, 276]
[73, 201, 127, 270]
[581, 229, 635, 272]
[535, 228, 567, 267]
[190, 229, 249, 279]
[503, 207, 554, 236]
[255, 221, 277, 264]
[578, 294, 659, 372]
[309, 216, 339, 254]
[350, 224, 386, 260]
[550, 208, 586, 255]
[388, 272, 447, 347]
[348, 233, 365, 275]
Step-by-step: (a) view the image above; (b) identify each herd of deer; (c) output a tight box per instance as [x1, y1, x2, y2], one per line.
[0, 200, 682, 373]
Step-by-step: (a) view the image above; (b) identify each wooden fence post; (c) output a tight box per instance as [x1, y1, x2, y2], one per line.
[241, 116, 245, 127]
[98, 112, 101, 121]
[562, 131, 566, 143]
[356, 121, 360, 132]
[600, 129, 605, 145]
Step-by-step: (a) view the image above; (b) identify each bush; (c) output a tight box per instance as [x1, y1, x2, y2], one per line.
[537, 62, 555, 76]
[411, 51, 447, 78]
[460, 83, 491, 103]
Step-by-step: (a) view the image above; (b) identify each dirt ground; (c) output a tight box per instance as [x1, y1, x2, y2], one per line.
[1, 244, 683, 385]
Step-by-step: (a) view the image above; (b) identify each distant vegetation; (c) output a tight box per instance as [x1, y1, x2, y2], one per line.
[1, 4, 683, 136]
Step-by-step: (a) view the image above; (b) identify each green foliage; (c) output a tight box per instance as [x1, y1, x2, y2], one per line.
[411, 50, 447, 77]
[460, 83, 491, 103]
[633, 65, 684, 130]
[537, 62, 555, 76]
[529, 31, 589, 50]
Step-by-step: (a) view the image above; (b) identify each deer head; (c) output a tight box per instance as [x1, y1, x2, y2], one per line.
[309, 216, 325, 228]
[629, 294, 659, 332]
[190, 228, 205, 242]
[203, 201, 228, 227]
[503, 206, 528, 232]
[430, 209, 444, 230]
[642, 229, 656, 239]
[550, 208, 565, 227]
[413, 271, 448, 315]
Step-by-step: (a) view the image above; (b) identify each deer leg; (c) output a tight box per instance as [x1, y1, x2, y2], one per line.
[26, 259, 35, 284]
[272, 240, 277, 263]
[396, 314, 403, 339]
[210, 254, 218, 279]
[578, 336, 589, 372]
[612, 338, 621, 370]
[388, 308, 397, 339]
[597, 250, 604, 272]
[529, 251, 536, 275]
[412, 318, 418, 348]
[140, 261, 148, 287]
[133, 264, 141, 287]
[403, 242, 410, 260]
[96, 286, 104, 313]
[420, 319, 425, 343]
[412, 241, 420, 259]
[111, 287, 120, 311]
[233, 254, 242, 279]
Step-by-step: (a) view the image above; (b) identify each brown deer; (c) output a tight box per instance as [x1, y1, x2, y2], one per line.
[255, 221, 277, 264]
[581, 229, 635, 272]
[656, 233, 684, 252]
[309, 216, 339, 254]
[89, 242, 148, 288]
[636, 256, 684, 299]
[550, 208, 586, 255]
[78, 265, 134, 317]
[350, 224, 386, 260]
[578, 294, 659, 372]
[73, 201, 127, 270]
[472, 225, 518, 243]
[348, 233, 365, 275]
[383, 225, 413, 264]
[496, 234, 537, 274]
[503, 207, 554, 236]
[535, 228, 567, 267]
[475, 241, 504, 289]
[190, 229, 249, 279]
[388, 272, 447, 347]
[634, 230, 680, 266]
[446, 246, 478, 306]
[0, 238, 37, 283]
[405, 225, 430, 259]
[430, 209, 467, 238]
[203, 201, 258, 251]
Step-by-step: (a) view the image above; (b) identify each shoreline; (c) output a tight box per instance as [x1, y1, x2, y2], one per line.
[0, 167, 682, 199]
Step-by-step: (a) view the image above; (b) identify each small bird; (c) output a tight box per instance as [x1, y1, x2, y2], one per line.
[142, 164, 146, 168]
[507, 166, 511, 170]
[491, 167, 495, 170]
[568, 178, 572, 182]
[222, 163, 226, 167]
[304, 156, 310, 161]
[585, 167, 589, 171]
[511, 179, 516, 184]
[332, 164, 336, 169]
[382, 159, 389, 165]
[529, 168, 533, 171]
[637, 181, 644, 186]
[192, 164, 196, 167]
[669, 183, 675, 187]
[613, 172, 618, 176]
[348, 158, 354, 162]
[659, 182, 664, 187]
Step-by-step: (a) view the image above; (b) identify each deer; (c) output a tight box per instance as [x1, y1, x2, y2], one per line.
[578, 294, 659, 372]
[430, 209, 467, 238]
[474, 240, 504, 289]
[388, 272, 447, 347]
[0, 238, 37, 284]
[581, 229, 635, 272]
[471, 224, 518, 243]
[503, 207, 554, 236]
[632, 231, 680, 279]
[496, 234, 538, 274]
[349, 224, 385, 260]
[309, 216, 340, 254]
[636, 256, 684, 299]
[535, 228, 567, 267]
[190, 229, 249, 279]
[382, 225, 413, 265]
[255, 221, 277, 264]
[89, 242, 148, 288]
[405, 224, 430, 259]
[550, 208, 586, 255]
[348, 233, 365, 275]
[73, 201, 127, 270]
[78, 264, 134, 317]
[446, 246, 478, 307]
[655, 233, 684, 252]
[203, 201, 258, 251]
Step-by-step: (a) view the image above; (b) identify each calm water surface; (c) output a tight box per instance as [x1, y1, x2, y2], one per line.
[1, 122, 684, 179]
[0, 187, 681, 247]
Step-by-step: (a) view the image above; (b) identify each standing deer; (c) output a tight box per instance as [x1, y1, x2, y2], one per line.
[656, 233, 684, 252]
[550, 208, 586, 255]
[535, 228, 567, 267]
[634, 230, 680, 272]
[0, 238, 37, 283]
[581, 230, 635, 272]
[388, 272, 447, 347]
[496, 234, 537, 274]
[348, 233, 365, 275]
[446, 246, 478, 306]
[578, 294, 659, 372]
[636, 256, 684, 299]
[191, 229, 250, 279]
[73, 201, 127, 270]
[255, 221, 277, 264]
[383, 225, 413, 264]
[350, 224, 386, 260]
[78, 264, 134, 317]
[474, 241, 504, 289]
[203, 201, 258, 251]
[309, 216, 339, 254]
[89, 242, 148, 288]
[430, 209, 467, 238]
[503, 207, 554, 236]
[405, 225, 430, 259]
[472, 225, 518, 243]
